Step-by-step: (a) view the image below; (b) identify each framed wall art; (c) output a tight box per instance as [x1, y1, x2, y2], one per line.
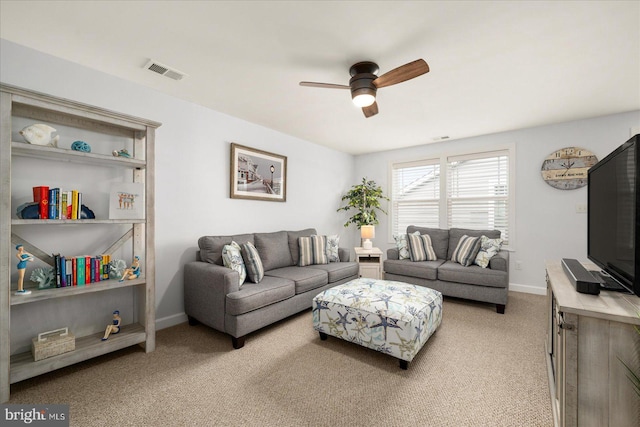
[230, 143, 287, 202]
[108, 182, 145, 219]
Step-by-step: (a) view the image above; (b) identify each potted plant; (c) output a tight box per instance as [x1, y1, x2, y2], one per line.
[337, 178, 389, 228]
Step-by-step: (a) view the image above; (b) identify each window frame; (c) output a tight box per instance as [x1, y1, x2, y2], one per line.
[389, 145, 516, 250]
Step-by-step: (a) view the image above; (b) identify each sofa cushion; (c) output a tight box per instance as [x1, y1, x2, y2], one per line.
[241, 242, 265, 283]
[475, 236, 504, 268]
[447, 228, 501, 260]
[226, 276, 295, 315]
[383, 259, 444, 281]
[437, 261, 508, 288]
[222, 241, 246, 286]
[265, 266, 328, 294]
[307, 262, 359, 283]
[451, 235, 482, 267]
[288, 228, 317, 265]
[198, 233, 255, 266]
[298, 235, 328, 266]
[254, 231, 291, 271]
[394, 231, 419, 260]
[326, 234, 340, 262]
[407, 233, 437, 262]
[407, 226, 450, 260]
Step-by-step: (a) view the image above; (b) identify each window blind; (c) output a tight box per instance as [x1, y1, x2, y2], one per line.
[391, 160, 440, 236]
[447, 151, 509, 243]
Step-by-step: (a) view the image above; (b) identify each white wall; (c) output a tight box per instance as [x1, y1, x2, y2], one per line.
[3, 37, 639, 326]
[1, 39, 356, 332]
[354, 111, 640, 294]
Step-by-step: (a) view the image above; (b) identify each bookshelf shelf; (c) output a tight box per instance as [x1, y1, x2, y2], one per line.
[1, 84, 160, 402]
[10, 323, 146, 383]
[12, 141, 146, 168]
[10, 278, 146, 306]
[12, 219, 146, 225]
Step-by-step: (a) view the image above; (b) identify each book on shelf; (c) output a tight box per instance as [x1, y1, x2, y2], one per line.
[60, 255, 67, 287]
[60, 191, 68, 220]
[33, 186, 49, 219]
[76, 256, 85, 286]
[53, 253, 61, 288]
[71, 190, 79, 219]
[85, 256, 91, 285]
[101, 254, 111, 280]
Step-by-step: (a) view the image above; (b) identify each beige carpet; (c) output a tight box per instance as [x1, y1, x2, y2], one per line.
[9, 291, 553, 426]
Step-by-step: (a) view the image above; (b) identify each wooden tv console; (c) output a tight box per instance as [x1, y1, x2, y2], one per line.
[545, 260, 640, 427]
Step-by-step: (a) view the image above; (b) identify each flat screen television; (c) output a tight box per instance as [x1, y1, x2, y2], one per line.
[587, 134, 639, 296]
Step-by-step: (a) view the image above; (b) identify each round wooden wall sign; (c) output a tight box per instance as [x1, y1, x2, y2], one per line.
[541, 147, 598, 190]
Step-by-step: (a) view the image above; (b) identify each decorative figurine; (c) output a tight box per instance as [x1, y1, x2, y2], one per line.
[19, 124, 60, 147]
[102, 310, 121, 341]
[119, 256, 141, 282]
[71, 140, 91, 153]
[112, 149, 132, 158]
[30, 267, 55, 289]
[15, 244, 34, 295]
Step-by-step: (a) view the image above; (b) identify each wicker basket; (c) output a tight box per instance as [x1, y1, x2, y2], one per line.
[31, 327, 76, 361]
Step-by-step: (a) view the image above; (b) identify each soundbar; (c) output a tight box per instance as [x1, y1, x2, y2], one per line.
[561, 258, 601, 295]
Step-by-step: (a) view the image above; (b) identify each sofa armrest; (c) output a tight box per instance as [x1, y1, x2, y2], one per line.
[387, 248, 399, 260]
[184, 261, 240, 332]
[338, 247, 350, 262]
[489, 250, 509, 272]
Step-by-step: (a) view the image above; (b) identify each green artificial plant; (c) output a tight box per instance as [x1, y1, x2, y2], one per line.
[337, 178, 389, 228]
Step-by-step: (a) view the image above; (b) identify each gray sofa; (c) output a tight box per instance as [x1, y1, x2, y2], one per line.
[184, 228, 359, 349]
[383, 226, 509, 313]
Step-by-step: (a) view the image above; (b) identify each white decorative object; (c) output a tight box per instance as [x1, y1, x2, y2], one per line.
[31, 327, 75, 361]
[19, 124, 60, 147]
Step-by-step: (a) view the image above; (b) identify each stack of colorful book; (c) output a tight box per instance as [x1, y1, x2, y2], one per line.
[33, 186, 83, 219]
[52, 254, 111, 287]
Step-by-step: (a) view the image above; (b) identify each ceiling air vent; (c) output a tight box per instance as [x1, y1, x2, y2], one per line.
[144, 60, 187, 81]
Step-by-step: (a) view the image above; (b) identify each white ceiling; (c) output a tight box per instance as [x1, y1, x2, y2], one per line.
[1, 1, 639, 155]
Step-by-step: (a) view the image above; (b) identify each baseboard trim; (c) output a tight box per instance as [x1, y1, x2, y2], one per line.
[509, 283, 546, 295]
[156, 312, 188, 330]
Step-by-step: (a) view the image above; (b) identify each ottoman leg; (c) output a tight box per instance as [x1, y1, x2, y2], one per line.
[319, 332, 328, 341]
[399, 359, 409, 370]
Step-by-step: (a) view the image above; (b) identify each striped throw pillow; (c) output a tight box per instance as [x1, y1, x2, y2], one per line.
[298, 235, 329, 266]
[451, 235, 482, 267]
[240, 241, 264, 283]
[407, 233, 437, 262]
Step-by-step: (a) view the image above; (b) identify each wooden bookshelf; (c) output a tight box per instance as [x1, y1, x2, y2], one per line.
[1, 84, 160, 402]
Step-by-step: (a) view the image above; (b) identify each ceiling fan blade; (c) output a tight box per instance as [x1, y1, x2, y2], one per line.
[373, 59, 430, 88]
[299, 81, 350, 89]
[362, 101, 378, 118]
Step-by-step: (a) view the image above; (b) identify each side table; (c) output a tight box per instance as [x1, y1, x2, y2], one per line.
[354, 247, 383, 280]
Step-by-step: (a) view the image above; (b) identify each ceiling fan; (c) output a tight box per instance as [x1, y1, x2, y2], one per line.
[299, 59, 429, 118]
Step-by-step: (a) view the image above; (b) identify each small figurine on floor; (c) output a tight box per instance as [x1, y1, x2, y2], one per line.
[102, 310, 121, 341]
[15, 244, 34, 295]
[119, 256, 141, 282]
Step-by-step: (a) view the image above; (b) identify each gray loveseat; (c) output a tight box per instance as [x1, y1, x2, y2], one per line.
[184, 228, 359, 348]
[383, 226, 509, 313]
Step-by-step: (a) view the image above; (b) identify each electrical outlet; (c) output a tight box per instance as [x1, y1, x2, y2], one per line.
[575, 204, 587, 214]
[516, 261, 522, 270]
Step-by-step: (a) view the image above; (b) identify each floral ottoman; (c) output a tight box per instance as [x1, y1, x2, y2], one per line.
[312, 278, 442, 369]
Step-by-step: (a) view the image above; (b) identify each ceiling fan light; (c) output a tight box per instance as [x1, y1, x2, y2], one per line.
[352, 93, 376, 107]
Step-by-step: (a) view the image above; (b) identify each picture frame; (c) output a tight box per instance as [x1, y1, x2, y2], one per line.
[230, 143, 287, 202]
[108, 182, 145, 219]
